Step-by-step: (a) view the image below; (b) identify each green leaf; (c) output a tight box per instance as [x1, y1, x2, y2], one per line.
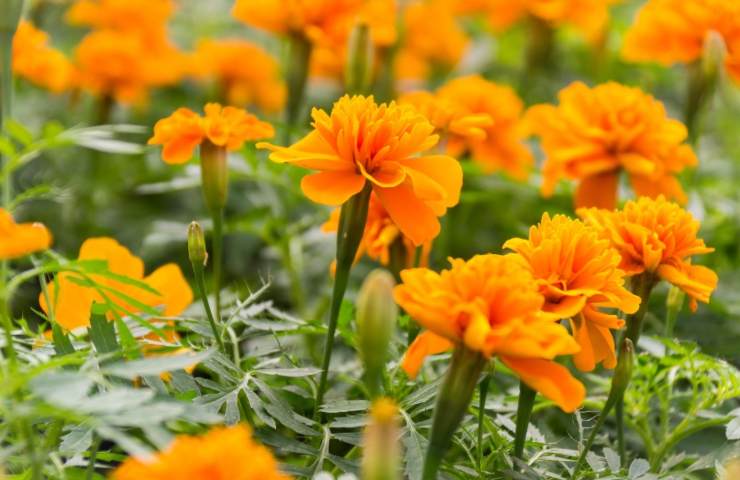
[52, 323, 75, 356]
[628, 459, 650, 478]
[726, 416, 740, 440]
[5, 119, 34, 146]
[103, 349, 213, 379]
[88, 312, 119, 357]
[115, 317, 140, 360]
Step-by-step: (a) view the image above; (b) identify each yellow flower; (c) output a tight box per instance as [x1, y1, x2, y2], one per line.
[12, 21, 76, 93]
[578, 196, 718, 311]
[397, 254, 585, 412]
[396, 0, 468, 80]
[436, 75, 534, 179]
[149, 103, 275, 165]
[526, 81, 697, 209]
[504, 213, 641, 371]
[259, 95, 462, 246]
[190, 39, 286, 113]
[0, 208, 52, 260]
[39, 237, 192, 332]
[622, 0, 740, 83]
[111, 425, 292, 480]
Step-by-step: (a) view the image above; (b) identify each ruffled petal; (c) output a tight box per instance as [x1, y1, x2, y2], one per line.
[501, 356, 586, 413]
[300, 171, 366, 205]
[401, 330, 454, 379]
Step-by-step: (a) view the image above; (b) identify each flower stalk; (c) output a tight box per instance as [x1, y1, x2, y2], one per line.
[512, 381, 537, 464]
[284, 34, 312, 143]
[477, 373, 492, 469]
[685, 31, 724, 144]
[345, 22, 373, 95]
[422, 346, 487, 480]
[200, 139, 228, 321]
[315, 182, 373, 417]
[188, 221, 226, 355]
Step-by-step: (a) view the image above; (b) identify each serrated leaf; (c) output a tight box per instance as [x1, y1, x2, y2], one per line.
[628, 458, 650, 478]
[103, 349, 212, 379]
[320, 400, 370, 414]
[88, 312, 119, 357]
[726, 416, 740, 440]
[604, 447, 621, 472]
[52, 323, 75, 356]
[59, 427, 93, 456]
[258, 367, 322, 377]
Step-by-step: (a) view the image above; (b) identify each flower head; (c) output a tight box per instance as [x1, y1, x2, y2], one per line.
[149, 103, 275, 165]
[436, 75, 534, 179]
[39, 237, 192, 331]
[504, 213, 641, 371]
[527, 81, 697, 209]
[322, 193, 430, 268]
[12, 21, 76, 93]
[259, 95, 463, 246]
[0, 209, 52, 260]
[190, 39, 286, 113]
[74, 29, 185, 104]
[622, 0, 740, 83]
[578, 196, 718, 311]
[396, 254, 585, 412]
[396, 1, 468, 80]
[484, 0, 616, 42]
[66, 0, 175, 36]
[112, 425, 291, 480]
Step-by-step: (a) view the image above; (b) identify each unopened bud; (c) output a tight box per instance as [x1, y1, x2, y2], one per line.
[612, 339, 635, 397]
[187, 221, 208, 267]
[362, 397, 401, 480]
[345, 22, 373, 95]
[0, 0, 23, 32]
[702, 30, 726, 82]
[356, 269, 397, 398]
[199, 139, 228, 214]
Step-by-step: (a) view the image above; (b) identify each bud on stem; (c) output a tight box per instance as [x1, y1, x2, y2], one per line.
[362, 398, 401, 480]
[345, 22, 373, 95]
[422, 346, 487, 480]
[187, 221, 208, 267]
[356, 270, 397, 399]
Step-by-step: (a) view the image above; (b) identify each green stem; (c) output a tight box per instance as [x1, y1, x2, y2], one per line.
[191, 262, 227, 355]
[616, 397, 626, 465]
[1, 27, 15, 208]
[314, 182, 372, 418]
[477, 374, 491, 471]
[85, 434, 101, 480]
[212, 209, 223, 322]
[513, 382, 537, 464]
[422, 347, 487, 480]
[650, 417, 730, 471]
[284, 34, 312, 144]
[0, 290, 16, 365]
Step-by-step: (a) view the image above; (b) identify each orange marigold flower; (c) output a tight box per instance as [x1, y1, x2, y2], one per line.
[322, 193, 431, 269]
[396, 254, 585, 412]
[74, 29, 185, 104]
[0, 208, 52, 260]
[111, 425, 291, 480]
[12, 21, 76, 93]
[436, 75, 534, 180]
[526, 81, 697, 209]
[578, 196, 718, 311]
[258, 95, 463, 246]
[504, 213, 641, 371]
[396, 0, 468, 81]
[39, 237, 192, 332]
[484, 0, 616, 42]
[149, 103, 275, 165]
[66, 0, 175, 40]
[189, 39, 286, 113]
[622, 0, 740, 83]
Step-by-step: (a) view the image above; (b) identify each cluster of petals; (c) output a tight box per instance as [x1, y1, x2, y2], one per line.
[149, 103, 275, 165]
[0, 208, 52, 260]
[622, 0, 740, 83]
[259, 95, 463, 246]
[189, 39, 286, 113]
[396, 254, 586, 412]
[526, 81, 697, 209]
[396, 0, 468, 80]
[482, 0, 617, 43]
[112, 425, 291, 480]
[505, 213, 640, 371]
[12, 21, 77, 93]
[435, 75, 534, 180]
[39, 237, 192, 332]
[322, 193, 430, 269]
[578, 196, 718, 311]
[68, 0, 186, 104]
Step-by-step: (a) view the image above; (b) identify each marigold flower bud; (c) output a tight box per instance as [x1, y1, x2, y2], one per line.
[345, 22, 373, 95]
[362, 398, 401, 480]
[199, 139, 228, 215]
[187, 221, 208, 267]
[612, 339, 635, 398]
[356, 269, 398, 398]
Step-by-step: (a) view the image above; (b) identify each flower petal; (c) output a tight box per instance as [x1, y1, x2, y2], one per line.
[501, 356, 586, 413]
[375, 183, 440, 246]
[401, 330, 454, 379]
[300, 171, 366, 205]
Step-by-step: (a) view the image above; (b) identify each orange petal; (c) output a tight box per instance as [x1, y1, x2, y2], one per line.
[144, 264, 194, 317]
[575, 171, 619, 209]
[79, 237, 145, 280]
[401, 330, 454, 379]
[501, 356, 585, 413]
[300, 171, 366, 205]
[375, 183, 440, 246]
[398, 155, 463, 207]
[657, 263, 718, 311]
[40, 274, 96, 331]
[161, 135, 202, 165]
